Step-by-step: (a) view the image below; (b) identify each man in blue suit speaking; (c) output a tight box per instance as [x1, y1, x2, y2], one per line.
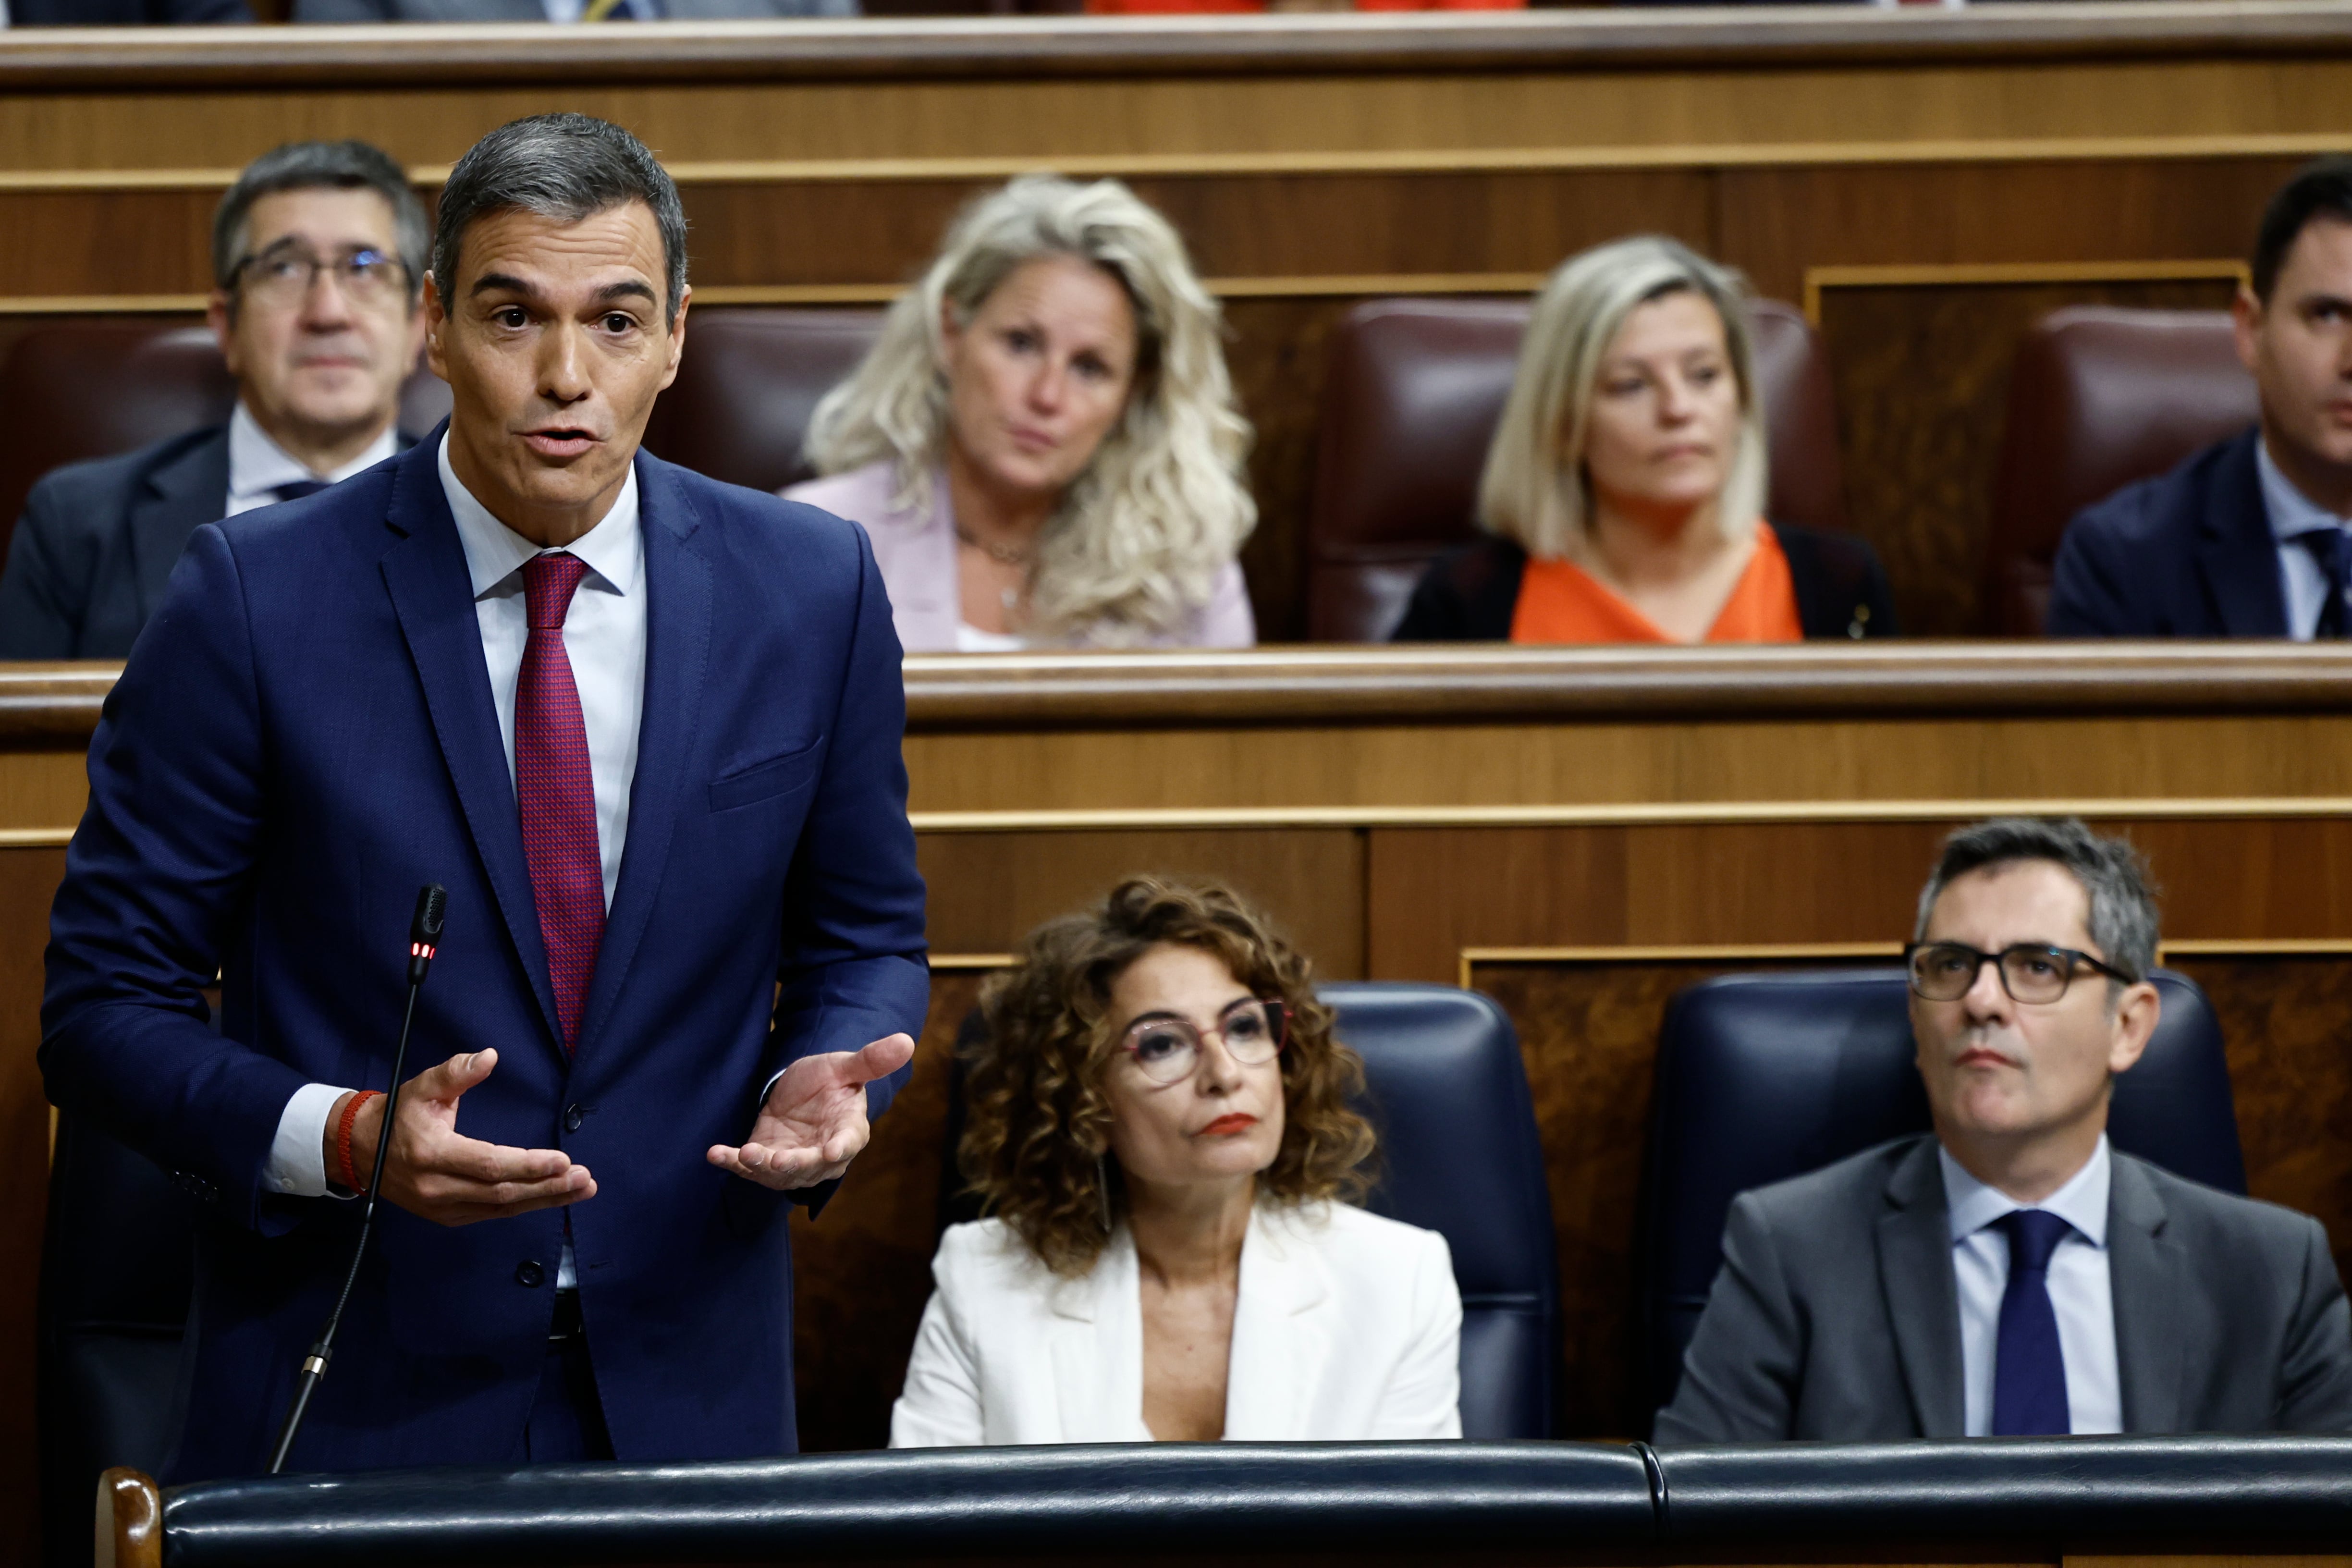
[39, 114, 928, 1478]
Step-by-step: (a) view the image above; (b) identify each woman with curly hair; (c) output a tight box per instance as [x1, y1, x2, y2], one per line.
[787, 175, 1257, 651]
[890, 876, 1461, 1446]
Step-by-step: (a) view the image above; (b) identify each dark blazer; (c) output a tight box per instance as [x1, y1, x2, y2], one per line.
[1654, 1135, 2352, 1444]
[2047, 427, 2286, 637]
[1390, 524, 1899, 642]
[0, 425, 416, 662]
[39, 430, 929, 1480]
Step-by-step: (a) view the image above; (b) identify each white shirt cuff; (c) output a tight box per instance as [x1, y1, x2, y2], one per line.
[266, 1082, 360, 1198]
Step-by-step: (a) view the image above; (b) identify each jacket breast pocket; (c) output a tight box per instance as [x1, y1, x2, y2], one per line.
[709, 740, 822, 814]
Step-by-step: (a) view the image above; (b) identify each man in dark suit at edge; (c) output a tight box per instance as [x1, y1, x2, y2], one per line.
[39, 113, 926, 1475]
[0, 141, 426, 658]
[2049, 159, 2352, 637]
[1657, 817, 2352, 1442]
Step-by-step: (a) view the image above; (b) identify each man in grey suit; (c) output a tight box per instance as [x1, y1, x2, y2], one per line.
[0, 141, 426, 659]
[1657, 817, 2352, 1443]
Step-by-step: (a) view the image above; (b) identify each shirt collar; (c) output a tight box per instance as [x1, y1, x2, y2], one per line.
[435, 431, 642, 603]
[226, 401, 399, 505]
[2259, 435, 2351, 543]
[1940, 1134, 2110, 1250]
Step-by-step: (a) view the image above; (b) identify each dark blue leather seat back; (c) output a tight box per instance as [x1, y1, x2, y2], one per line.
[1640, 967, 2242, 1426]
[1325, 983, 1557, 1440]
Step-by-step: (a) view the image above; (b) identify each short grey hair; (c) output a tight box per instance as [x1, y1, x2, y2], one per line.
[212, 140, 429, 306]
[1912, 817, 2160, 984]
[1478, 235, 1768, 560]
[432, 113, 688, 324]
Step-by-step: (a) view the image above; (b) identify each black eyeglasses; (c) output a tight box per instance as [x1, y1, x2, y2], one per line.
[1904, 941, 2132, 1004]
[233, 241, 406, 307]
[1117, 997, 1288, 1085]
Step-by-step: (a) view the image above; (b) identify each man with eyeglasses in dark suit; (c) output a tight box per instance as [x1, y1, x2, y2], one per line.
[1657, 816, 2352, 1444]
[0, 140, 428, 658]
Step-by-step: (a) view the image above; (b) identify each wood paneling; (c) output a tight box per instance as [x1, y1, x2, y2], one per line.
[2173, 955, 2352, 1282]
[1820, 274, 2241, 637]
[920, 828, 1367, 978]
[0, 846, 64, 1567]
[790, 970, 985, 1454]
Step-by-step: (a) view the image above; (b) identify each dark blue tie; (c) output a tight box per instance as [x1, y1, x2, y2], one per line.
[271, 479, 331, 504]
[1992, 1209, 2073, 1436]
[2299, 528, 2352, 638]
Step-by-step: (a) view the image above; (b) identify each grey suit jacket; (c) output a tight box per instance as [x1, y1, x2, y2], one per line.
[0, 426, 418, 661]
[1654, 1135, 2352, 1443]
[0, 427, 232, 661]
[293, 0, 852, 20]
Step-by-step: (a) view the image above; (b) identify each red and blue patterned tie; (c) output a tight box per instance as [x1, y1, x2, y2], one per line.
[517, 552, 602, 1051]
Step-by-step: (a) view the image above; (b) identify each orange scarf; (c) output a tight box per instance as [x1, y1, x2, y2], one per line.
[1508, 525, 1805, 645]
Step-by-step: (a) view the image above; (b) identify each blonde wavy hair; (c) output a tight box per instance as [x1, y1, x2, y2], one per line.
[959, 876, 1377, 1279]
[1479, 235, 1768, 561]
[804, 176, 1256, 644]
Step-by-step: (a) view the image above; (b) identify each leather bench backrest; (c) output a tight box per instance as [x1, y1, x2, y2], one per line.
[0, 319, 451, 562]
[638, 307, 886, 494]
[1984, 306, 2256, 634]
[1304, 296, 1848, 642]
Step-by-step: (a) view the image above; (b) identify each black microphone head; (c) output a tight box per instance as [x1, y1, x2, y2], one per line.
[411, 884, 447, 946]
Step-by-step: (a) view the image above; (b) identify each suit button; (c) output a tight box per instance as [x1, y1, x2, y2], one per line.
[515, 1261, 545, 1288]
[564, 1103, 586, 1133]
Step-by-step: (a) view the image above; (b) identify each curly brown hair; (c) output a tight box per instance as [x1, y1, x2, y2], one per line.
[958, 875, 1377, 1278]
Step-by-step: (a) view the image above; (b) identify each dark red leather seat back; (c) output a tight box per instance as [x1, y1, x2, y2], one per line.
[1305, 297, 1846, 643]
[640, 307, 886, 494]
[1985, 306, 2257, 635]
[0, 318, 450, 556]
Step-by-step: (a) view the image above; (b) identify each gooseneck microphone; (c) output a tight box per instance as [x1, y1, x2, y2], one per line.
[267, 883, 447, 1475]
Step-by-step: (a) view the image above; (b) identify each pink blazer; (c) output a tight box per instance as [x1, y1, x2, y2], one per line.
[785, 462, 1256, 654]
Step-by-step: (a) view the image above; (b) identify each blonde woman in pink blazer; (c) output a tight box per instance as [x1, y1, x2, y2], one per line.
[786, 176, 1257, 653]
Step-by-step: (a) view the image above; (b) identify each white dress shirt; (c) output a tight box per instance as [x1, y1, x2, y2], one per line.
[2259, 437, 2352, 640]
[263, 436, 646, 1255]
[1942, 1135, 2122, 1436]
[223, 401, 399, 519]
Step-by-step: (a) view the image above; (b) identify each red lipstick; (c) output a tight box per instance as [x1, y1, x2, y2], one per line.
[1197, 1113, 1259, 1137]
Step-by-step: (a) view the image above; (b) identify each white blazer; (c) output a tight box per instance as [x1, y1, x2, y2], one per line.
[890, 1201, 1463, 1446]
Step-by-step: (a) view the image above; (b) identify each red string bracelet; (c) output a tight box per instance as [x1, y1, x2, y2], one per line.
[335, 1089, 382, 1193]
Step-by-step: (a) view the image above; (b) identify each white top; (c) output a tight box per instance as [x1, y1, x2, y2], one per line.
[952, 622, 1028, 653]
[1942, 1135, 2122, 1436]
[263, 439, 647, 1237]
[2259, 436, 2352, 641]
[891, 1201, 1463, 1447]
[223, 401, 400, 519]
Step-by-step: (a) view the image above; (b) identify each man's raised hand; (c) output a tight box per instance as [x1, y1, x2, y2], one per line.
[707, 1033, 915, 1190]
[328, 1049, 595, 1226]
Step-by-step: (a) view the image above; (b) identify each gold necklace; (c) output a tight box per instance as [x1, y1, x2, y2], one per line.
[954, 524, 1031, 569]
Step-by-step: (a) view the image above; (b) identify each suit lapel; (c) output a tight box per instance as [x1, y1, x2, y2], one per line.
[1052, 1228, 1140, 1442]
[572, 454, 710, 1063]
[2196, 430, 2290, 636]
[1223, 1208, 1331, 1441]
[377, 433, 564, 1050]
[1876, 1139, 1966, 1439]
[130, 429, 232, 619]
[2107, 1154, 2185, 1433]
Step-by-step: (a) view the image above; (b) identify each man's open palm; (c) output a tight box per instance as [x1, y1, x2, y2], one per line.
[707, 1032, 914, 1189]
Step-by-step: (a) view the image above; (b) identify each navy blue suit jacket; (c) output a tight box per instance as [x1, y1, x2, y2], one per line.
[39, 431, 929, 1480]
[2046, 427, 2289, 637]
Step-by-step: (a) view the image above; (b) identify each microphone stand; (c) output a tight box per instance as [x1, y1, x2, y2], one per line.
[267, 883, 446, 1475]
